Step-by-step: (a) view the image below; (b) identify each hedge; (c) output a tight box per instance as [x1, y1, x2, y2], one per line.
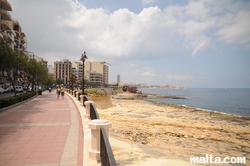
[0, 92, 36, 108]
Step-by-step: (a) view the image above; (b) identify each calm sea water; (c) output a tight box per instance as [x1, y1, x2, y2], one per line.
[138, 88, 250, 117]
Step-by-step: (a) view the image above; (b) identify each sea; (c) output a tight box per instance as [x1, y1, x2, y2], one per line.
[138, 88, 250, 118]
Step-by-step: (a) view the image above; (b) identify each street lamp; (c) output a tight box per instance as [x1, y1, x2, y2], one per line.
[80, 51, 88, 95]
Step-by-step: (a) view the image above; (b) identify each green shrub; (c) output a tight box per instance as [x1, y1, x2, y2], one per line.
[86, 89, 105, 95]
[0, 92, 36, 109]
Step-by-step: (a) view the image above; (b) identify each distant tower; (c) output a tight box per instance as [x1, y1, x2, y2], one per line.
[117, 74, 120, 84]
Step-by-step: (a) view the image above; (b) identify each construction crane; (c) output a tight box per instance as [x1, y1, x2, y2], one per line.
[100, 61, 112, 66]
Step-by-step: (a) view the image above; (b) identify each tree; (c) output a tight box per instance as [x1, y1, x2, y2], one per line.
[69, 73, 77, 90]
[0, 40, 13, 73]
[0, 41, 29, 96]
[36, 61, 49, 87]
[25, 58, 39, 91]
[0, 40, 50, 93]
[24, 58, 48, 91]
[55, 79, 63, 85]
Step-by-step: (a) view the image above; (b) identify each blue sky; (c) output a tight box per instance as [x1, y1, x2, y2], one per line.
[9, 0, 250, 88]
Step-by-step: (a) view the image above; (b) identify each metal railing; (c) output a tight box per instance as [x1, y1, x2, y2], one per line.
[100, 128, 117, 166]
[90, 103, 100, 120]
[66, 89, 116, 165]
[84, 95, 88, 103]
[89, 100, 117, 166]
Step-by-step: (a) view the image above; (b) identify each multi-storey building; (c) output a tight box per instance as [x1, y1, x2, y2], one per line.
[1, 0, 48, 88]
[54, 59, 72, 85]
[117, 74, 120, 84]
[89, 71, 103, 85]
[87, 61, 109, 85]
[71, 61, 81, 82]
[1, 0, 27, 51]
[1, 1, 27, 52]
[0, 0, 14, 49]
[7, 20, 27, 51]
[71, 61, 109, 85]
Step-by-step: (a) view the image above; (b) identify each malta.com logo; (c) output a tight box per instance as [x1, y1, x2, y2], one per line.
[190, 154, 246, 164]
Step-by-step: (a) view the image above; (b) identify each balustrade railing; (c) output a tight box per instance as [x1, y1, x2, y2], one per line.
[100, 128, 117, 166]
[89, 97, 117, 166]
[90, 103, 100, 120]
[67, 89, 117, 166]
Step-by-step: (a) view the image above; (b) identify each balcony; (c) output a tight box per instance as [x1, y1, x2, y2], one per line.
[21, 37, 27, 44]
[9, 33, 14, 42]
[2, 30, 14, 42]
[6, 32, 14, 43]
[0, 20, 11, 30]
[0, 0, 12, 11]
[21, 31, 26, 37]
[0, 8, 12, 20]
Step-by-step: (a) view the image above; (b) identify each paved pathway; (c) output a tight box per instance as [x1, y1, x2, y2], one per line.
[0, 91, 83, 166]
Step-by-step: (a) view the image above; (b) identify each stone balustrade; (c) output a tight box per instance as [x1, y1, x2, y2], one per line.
[65, 89, 113, 164]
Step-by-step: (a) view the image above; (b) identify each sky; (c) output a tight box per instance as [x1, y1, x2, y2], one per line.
[8, 0, 250, 88]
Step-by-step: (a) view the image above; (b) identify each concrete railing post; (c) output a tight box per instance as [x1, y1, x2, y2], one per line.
[84, 101, 95, 119]
[80, 95, 84, 106]
[77, 92, 81, 101]
[88, 119, 112, 161]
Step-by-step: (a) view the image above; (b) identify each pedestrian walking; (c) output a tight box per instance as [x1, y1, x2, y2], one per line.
[60, 85, 66, 100]
[56, 85, 61, 99]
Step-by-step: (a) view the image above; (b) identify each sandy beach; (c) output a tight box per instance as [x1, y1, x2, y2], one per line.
[88, 93, 250, 166]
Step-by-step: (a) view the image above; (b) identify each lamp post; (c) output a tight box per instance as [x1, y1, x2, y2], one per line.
[80, 51, 88, 95]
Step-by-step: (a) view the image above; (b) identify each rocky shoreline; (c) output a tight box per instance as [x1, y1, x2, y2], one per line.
[142, 93, 187, 99]
[88, 93, 250, 166]
[112, 92, 187, 100]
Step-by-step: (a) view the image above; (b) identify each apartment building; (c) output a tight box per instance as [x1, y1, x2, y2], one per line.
[91, 61, 109, 85]
[54, 59, 72, 85]
[71, 61, 81, 82]
[1, 0, 27, 51]
[8, 20, 27, 51]
[0, 0, 14, 49]
[1, 0, 48, 88]
[117, 74, 120, 84]
[71, 61, 109, 85]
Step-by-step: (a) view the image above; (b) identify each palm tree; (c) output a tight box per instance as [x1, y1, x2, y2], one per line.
[69, 73, 77, 90]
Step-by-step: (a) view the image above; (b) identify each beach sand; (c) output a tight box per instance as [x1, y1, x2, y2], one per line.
[88, 93, 250, 166]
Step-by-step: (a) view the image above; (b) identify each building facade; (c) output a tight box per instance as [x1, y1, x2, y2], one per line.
[1, 0, 48, 88]
[54, 59, 72, 85]
[72, 61, 82, 82]
[117, 74, 120, 84]
[71, 61, 109, 85]
[7, 20, 27, 51]
[90, 61, 109, 85]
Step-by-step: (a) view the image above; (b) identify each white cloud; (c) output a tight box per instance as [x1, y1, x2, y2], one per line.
[142, 0, 156, 6]
[184, 0, 211, 21]
[215, 10, 250, 44]
[8, 0, 250, 66]
[119, 66, 160, 84]
[191, 35, 213, 56]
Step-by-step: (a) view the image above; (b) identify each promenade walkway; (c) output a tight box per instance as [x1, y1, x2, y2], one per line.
[0, 91, 83, 166]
